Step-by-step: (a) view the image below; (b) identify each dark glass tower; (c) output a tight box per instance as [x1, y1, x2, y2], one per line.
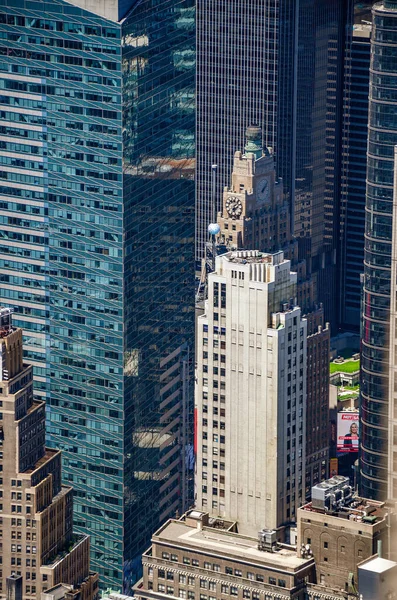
[339, 5, 371, 329]
[0, 0, 195, 591]
[361, 0, 397, 499]
[195, 0, 348, 328]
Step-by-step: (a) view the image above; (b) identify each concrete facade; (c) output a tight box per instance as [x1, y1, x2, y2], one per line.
[195, 251, 307, 534]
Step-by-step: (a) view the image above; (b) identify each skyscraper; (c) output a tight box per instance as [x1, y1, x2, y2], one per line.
[196, 0, 348, 327]
[0, 0, 195, 591]
[195, 250, 307, 533]
[0, 307, 98, 599]
[361, 0, 397, 500]
[339, 8, 371, 329]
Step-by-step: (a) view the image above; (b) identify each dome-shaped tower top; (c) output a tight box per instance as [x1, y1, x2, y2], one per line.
[246, 125, 262, 142]
[244, 126, 265, 160]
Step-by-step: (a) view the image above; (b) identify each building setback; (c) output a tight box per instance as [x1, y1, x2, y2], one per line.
[0, 308, 98, 599]
[195, 250, 307, 534]
[0, 0, 195, 590]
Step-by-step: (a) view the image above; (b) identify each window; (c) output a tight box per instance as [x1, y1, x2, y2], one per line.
[221, 585, 229, 594]
[243, 591, 250, 599]
[213, 564, 220, 572]
[278, 579, 286, 588]
[179, 575, 186, 584]
[162, 553, 170, 560]
[234, 569, 242, 577]
[167, 572, 174, 581]
[183, 557, 190, 565]
[247, 573, 254, 581]
[230, 587, 238, 596]
[179, 591, 187, 599]
[225, 566, 233, 575]
[324, 541, 328, 549]
[159, 570, 165, 579]
[204, 562, 211, 570]
[188, 592, 195, 600]
[200, 580, 207, 589]
[171, 554, 178, 562]
[167, 587, 174, 595]
[269, 577, 276, 585]
[158, 584, 165, 593]
[208, 583, 216, 592]
[188, 576, 195, 585]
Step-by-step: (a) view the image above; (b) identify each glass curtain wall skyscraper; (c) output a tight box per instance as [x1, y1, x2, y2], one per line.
[0, 0, 195, 592]
[196, 0, 348, 328]
[339, 2, 372, 330]
[361, 0, 397, 500]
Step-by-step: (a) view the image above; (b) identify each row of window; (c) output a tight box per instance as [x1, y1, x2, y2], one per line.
[154, 583, 285, 597]
[155, 557, 286, 586]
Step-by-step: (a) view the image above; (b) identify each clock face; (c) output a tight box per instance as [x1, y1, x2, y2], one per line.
[257, 177, 271, 203]
[225, 196, 243, 219]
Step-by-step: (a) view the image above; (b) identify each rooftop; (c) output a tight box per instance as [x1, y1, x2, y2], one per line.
[43, 534, 88, 569]
[226, 250, 286, 265]
[150, 518, 311, 572]
[0, 306, 16, 338]
[24, 448, 60, 474]
[359, 556, 397, 574]
[300, 497, 387, 524]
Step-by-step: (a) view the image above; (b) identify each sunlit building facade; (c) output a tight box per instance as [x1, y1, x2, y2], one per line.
[0, 0, 195, 591]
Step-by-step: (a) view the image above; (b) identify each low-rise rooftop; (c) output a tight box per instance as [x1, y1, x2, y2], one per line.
[300, 496, 387, 524]
[150, 515, 312, 573]
[226, 250, 286, 265]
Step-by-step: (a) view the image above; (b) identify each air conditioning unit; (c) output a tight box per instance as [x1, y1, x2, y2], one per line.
[258, 529, 277, 552]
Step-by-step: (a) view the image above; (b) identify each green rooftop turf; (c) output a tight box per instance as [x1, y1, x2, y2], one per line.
[330, 359, 360, 374]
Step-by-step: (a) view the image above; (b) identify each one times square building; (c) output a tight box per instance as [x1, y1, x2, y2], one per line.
[0, 0, 195, 591]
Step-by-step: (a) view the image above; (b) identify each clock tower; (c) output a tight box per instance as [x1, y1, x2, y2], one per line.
[217, 127, 296, 261]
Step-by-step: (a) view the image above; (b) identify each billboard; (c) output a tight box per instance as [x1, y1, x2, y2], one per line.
[337, 412, 359, 453]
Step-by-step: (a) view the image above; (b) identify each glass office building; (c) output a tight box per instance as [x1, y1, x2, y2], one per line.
[196, 0, 347, 328]
[339, 5, 371, 330]
[361, 0, 397, 499]
[0, 0, 195, 591]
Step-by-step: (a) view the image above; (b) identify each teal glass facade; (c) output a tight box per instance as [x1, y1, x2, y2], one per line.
[0, 0, 194, 592]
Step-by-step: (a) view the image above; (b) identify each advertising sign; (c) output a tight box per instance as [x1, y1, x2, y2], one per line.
[337, 412, 359, 453]
[330, 457, 338, 477]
